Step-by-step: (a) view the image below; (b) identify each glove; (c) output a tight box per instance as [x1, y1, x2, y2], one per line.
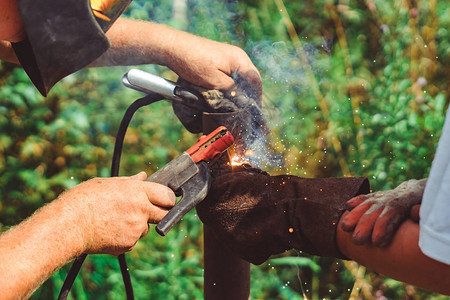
[172, 78, 266, 134]
[197, 164, 370, 265]
[340, 178, 427, 247]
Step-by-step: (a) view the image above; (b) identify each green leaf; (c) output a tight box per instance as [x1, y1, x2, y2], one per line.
[268, 256, 321, 273]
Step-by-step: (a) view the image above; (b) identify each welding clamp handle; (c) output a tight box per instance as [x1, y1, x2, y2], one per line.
[122, 69, 180, 101]
[122, 69, 204, 111]
[155, 162, 211, 236]
[146, 152, 212, 236]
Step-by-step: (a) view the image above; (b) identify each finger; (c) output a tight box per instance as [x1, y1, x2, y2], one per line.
[148, 206, 171, 224]
[410, 204, 421, 223]
[142, 182, 176, 207]
[193, 69, 236, 91]
[340, 201, 374, 231]
[372, 209, 407, 247]
[214, 70, 237, 90]
[351, 206, 384, 245]
[345, 194, 369, 210]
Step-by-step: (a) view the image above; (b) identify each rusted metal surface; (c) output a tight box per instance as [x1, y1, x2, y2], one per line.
[203, 112, 251, 300]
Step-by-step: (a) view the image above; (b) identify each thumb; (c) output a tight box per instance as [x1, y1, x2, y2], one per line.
[410, 204, 421, 223]
[130, 171, 148, 181]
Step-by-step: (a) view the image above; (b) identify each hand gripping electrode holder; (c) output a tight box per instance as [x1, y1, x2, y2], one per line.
[58, 70, 231, 300]
[148, 126, 234, 236]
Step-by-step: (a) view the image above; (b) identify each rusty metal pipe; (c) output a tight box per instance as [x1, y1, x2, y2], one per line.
[202, 110, 251, 300]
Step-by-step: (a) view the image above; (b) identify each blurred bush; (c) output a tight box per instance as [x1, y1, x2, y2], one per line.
[1, 0, 449, 298]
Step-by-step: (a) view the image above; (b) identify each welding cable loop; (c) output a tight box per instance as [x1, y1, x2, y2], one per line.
[58, 92, 164, 300]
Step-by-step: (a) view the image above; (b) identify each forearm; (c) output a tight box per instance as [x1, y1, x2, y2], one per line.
[0, 174, 175, 298]
[90, 18, 259, 91]
[0, 197, 84, 299]
[337, 215, 450, 295]
[90, 18, 180, 67]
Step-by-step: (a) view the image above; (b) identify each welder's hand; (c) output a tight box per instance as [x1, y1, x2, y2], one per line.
[340, 178, 427, 247]
[166, 34, 262, 102]
[164, 28, 264, 134]
[63, 172, 176, 256]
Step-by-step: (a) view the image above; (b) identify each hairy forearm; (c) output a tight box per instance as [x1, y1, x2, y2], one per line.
[89, 17, 259, 92]
[337, 216, 450, 295]
[0, 174, 175, 299]
[0, 197, 85, 299]
[90, 18, 179, 67]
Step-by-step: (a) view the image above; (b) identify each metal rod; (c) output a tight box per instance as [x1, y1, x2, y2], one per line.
[202, 112, 251, 300]
[204, 226, 250, 299]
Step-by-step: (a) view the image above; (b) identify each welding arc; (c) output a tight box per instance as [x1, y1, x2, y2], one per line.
[58, 92, 164, 300]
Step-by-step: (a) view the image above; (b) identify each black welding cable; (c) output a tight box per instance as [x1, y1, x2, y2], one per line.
[111, 93, 163, 300]
[111, 93, 164, 176]
[57, 254, 87, 300]
[58, 93, 164, 300]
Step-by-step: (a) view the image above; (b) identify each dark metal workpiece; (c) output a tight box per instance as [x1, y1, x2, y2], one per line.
[202, 114, 251, 300]
[203, 110, 252, 144]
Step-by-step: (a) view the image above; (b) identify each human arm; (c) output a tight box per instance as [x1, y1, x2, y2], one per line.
[337, 216, 450, 295]
[0, 172, 175, 299]
[340, 178, 426, 246]
[1, 16, 261, 96]
[91, 18, 262, 94]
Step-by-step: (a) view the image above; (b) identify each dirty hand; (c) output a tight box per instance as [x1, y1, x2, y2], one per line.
[340, 178, 426, 247]
[61, 172, 176, 256]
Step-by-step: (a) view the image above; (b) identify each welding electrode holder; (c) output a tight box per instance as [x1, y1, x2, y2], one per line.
[122, 68, 204, 111]
[147, 152, 211, 236]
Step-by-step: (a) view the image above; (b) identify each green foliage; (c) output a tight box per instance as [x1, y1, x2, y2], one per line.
[1, 0, 450, 299]
[269, 256, 321, 273]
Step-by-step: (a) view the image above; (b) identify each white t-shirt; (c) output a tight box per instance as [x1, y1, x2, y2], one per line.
[419, 109, 450, 265]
